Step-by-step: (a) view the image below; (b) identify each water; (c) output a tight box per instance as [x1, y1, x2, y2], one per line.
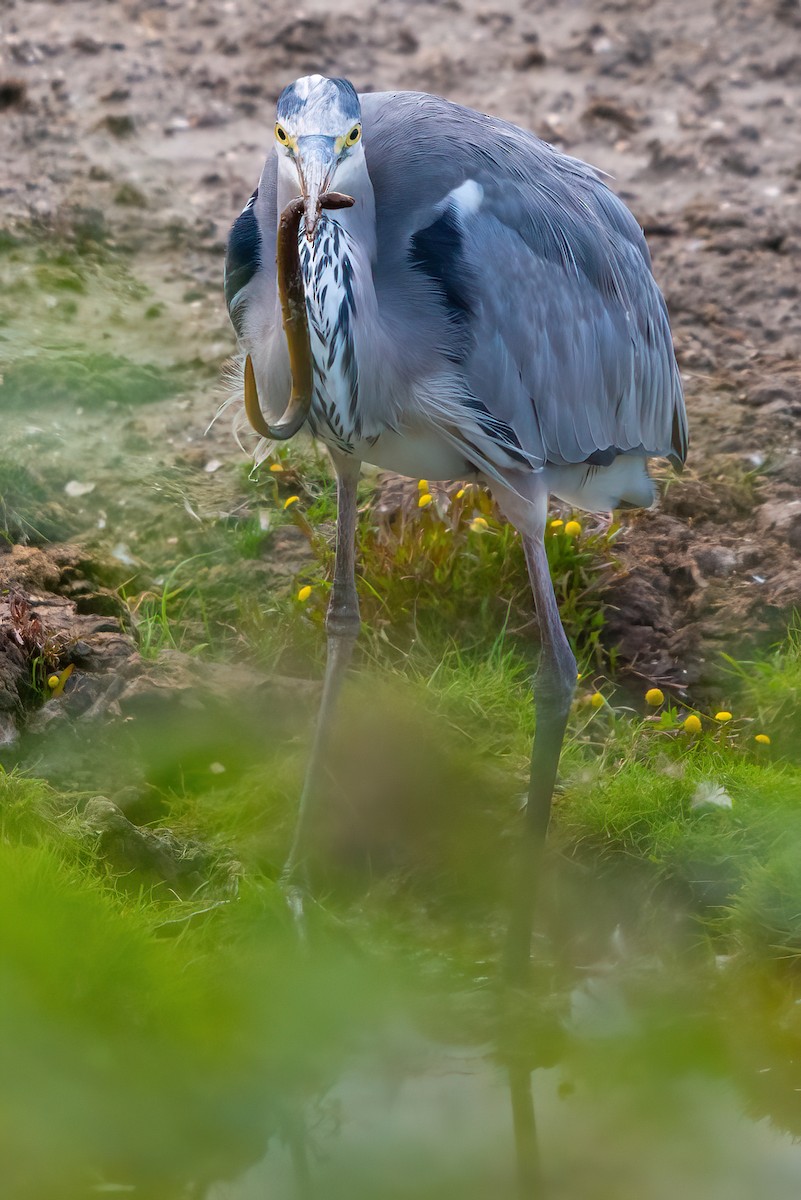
[208, 999, 801, 1200]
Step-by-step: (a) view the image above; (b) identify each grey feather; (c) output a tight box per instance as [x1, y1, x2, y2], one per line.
[359, 91, 685, 469]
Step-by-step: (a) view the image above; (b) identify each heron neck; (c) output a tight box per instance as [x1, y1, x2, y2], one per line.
[296, 176, 381, 447]
[277, 166, 390, 443]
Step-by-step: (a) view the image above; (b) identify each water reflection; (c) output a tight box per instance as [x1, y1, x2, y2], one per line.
[203, 808, 801, 1200]
[207, 1014, 801, 1200]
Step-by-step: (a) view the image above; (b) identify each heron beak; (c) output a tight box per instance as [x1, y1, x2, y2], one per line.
[296, 136, 337, 243]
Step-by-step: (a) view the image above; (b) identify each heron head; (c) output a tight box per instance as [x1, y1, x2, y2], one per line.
[274, 75, 363, 242]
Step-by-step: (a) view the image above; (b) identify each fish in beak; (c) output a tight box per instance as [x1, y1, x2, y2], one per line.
[241, 188, 355, 442]
[295, 135, 338, 242]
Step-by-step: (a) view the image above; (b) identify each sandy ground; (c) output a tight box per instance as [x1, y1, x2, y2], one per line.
[1, 0, 800, 690]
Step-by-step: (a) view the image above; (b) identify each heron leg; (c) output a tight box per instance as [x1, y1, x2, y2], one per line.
[504, 531, 577, 987]
[508, 1058, 543, 1198]
[282, 456, 361, 887]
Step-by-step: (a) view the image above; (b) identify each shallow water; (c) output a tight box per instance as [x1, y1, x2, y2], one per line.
[208, 1001, 801, 1200]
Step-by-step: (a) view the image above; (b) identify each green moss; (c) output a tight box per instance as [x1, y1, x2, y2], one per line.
[0, 352, 184, 408]
[34, 264, 87, 294]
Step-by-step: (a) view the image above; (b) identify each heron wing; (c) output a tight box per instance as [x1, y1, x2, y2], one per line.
[361, 91, 687, 468]
[225, 148, 286, 314]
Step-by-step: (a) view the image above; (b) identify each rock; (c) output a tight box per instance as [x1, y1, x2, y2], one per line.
[113, 183, 148, 208]
[0, 544, 139, 739]
[645, 139, 695, 174]
[102, 113, 135, 138]
[745, 382, 796, 407]
[583, 97, 640, 132]
[78, 797, 233, 895]
[693, 546, 738, 578]
[112, 785, 168, 825]
[72, 36, 104, 55]
[514, 45, 547, 70]
[0, 79, 27, 110]
[389, 27, 419, 55]
[721, 151, 760, 176]
[116, 648, 318, 719]
[756, 499, 801, 536]
[775, 457, 801, 486]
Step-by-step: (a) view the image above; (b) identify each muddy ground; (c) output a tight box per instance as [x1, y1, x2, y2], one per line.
[1, 0, 800, 703]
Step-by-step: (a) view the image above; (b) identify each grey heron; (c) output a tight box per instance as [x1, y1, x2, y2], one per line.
[224, 74, 687, 981]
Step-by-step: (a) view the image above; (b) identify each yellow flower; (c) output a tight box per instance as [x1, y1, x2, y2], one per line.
[296, 585, 312, 602]
[549, 519, 564, 529]
[417, 479, 429, 492]
[418, 492, 434, 508]
[590, 691, 605, 709]
[683, 714, 702, 735]
[469, 516, 489, 532]
[715, 711, 732, 723]
[283, 495, 299, 510]
[47, 675, 60, 690]
[645, 687, 664, 707]
[564, 520, 582, 536]
[269, 463, 284, 473]
[455, 488, 466, 499]
[754, 733, 771, 746]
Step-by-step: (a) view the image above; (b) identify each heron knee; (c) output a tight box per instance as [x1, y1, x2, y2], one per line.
[533, 639, 577, 718]
[325, 590, 361, 641]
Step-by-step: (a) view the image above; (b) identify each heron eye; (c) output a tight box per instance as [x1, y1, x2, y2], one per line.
[346, 124, 361, 146]
[275, 123, 289, 145]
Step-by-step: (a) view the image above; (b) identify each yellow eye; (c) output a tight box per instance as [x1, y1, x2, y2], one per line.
[346, 124, 361, 146]
[275, 123, 289, 146]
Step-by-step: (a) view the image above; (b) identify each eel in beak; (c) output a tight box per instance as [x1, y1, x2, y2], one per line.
[243, 191, 354, 441]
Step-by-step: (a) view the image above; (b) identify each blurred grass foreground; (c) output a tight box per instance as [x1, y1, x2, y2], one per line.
[3, 637, 801, 1199]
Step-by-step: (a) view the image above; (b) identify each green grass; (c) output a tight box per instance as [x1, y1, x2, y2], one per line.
[0, 458, 71, 544]
[120, 552, 220, 659]
[4, 426, 799, 963]
[96, 443, 801, 964]
[555, 708, 801, 957]
[724, 616, 801, 758]
[3, 643, 801, 1194]
[3, 505, 801, 1196]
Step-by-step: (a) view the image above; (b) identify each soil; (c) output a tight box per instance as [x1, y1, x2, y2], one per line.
[1, 0, 800, 700]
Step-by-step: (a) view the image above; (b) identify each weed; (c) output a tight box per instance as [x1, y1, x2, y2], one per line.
[230, 512, 273, 560]
[120, 554, 218, 659]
